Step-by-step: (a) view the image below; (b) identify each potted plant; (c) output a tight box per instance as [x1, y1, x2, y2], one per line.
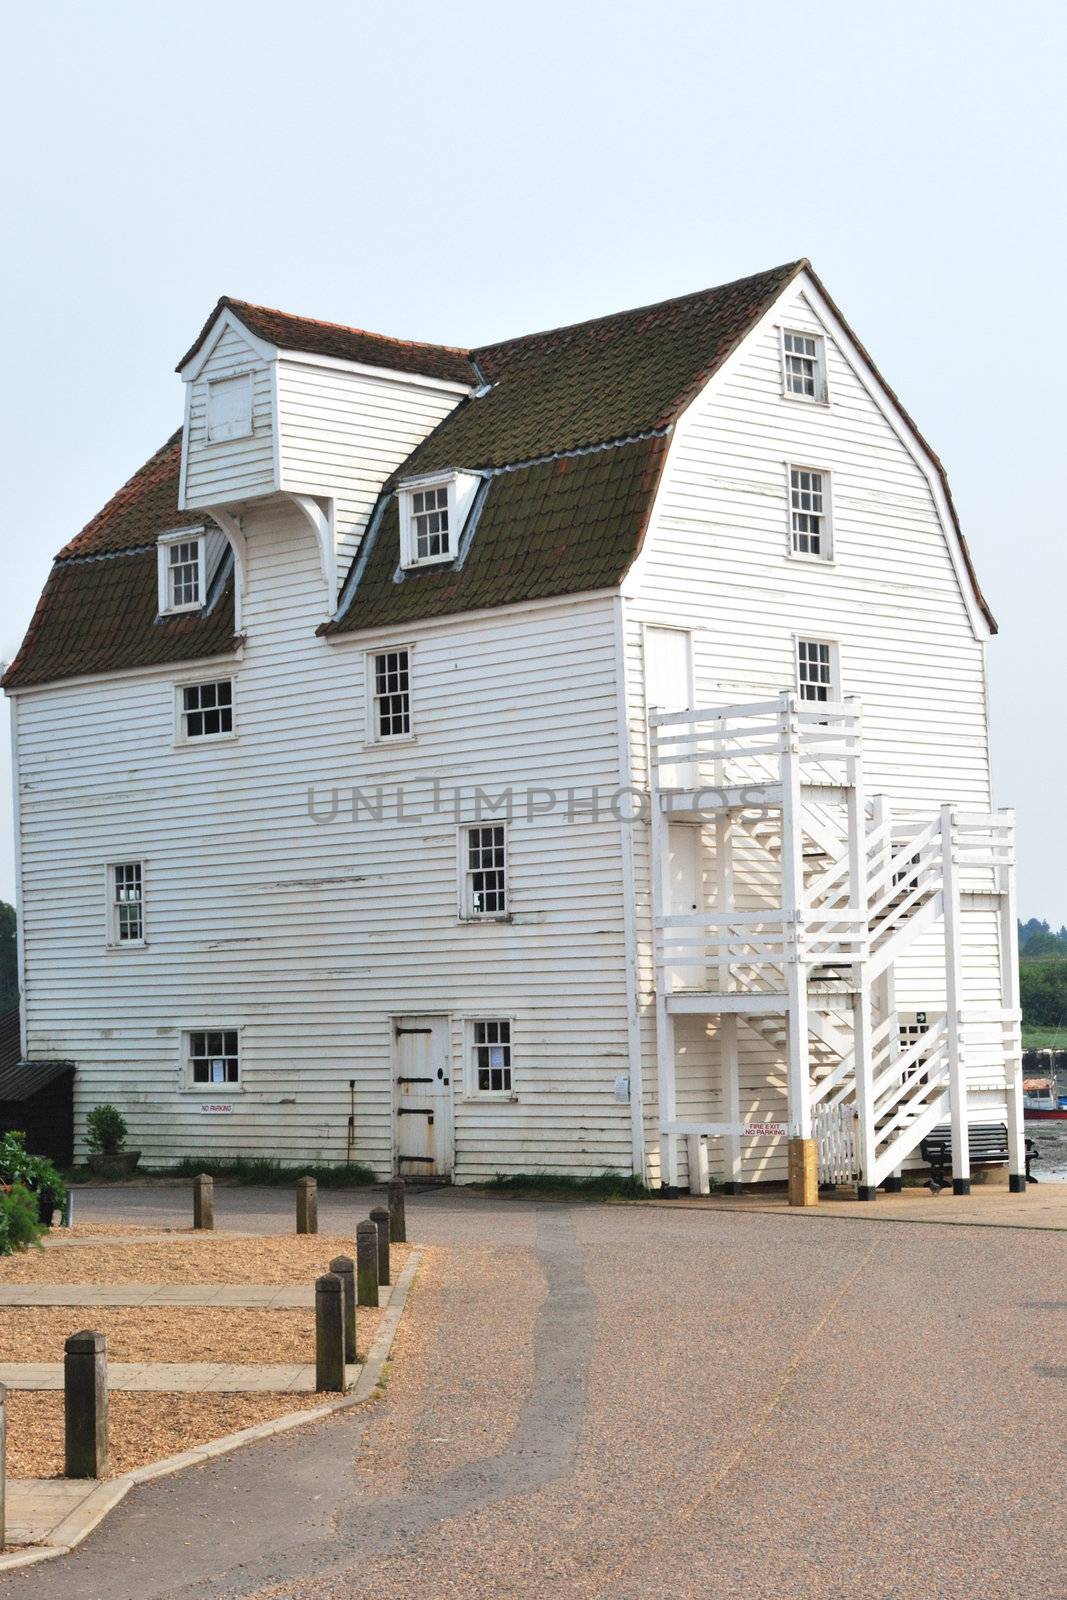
[85, 1104, 140, 1177]
[0, 1130, 67, 1224]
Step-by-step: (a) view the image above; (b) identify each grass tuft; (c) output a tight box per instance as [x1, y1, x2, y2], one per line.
[69, 1156, 377, 1188]
[474, 1170, 654, 1201]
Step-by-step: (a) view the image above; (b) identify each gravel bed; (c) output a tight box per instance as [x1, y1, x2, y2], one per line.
[5, 1391, 327, 1479]
[0, 1303, 384, 1364]
[4, 1232, 412, 1286]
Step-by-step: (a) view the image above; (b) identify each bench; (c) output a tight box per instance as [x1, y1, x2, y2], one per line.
[919, 1122, 1037, 1186]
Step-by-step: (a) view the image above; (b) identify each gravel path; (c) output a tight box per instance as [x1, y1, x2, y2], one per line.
[2, 1185, 1064, 1600]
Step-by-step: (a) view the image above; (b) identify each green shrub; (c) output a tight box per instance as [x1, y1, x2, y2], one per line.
[0, 1181, 45, 1255]
[168, 1156, 375, 1188]
[0, 1130, 66, 1218]
[86, 1104, 128, 1156]
[478, 1170, 654, 1200]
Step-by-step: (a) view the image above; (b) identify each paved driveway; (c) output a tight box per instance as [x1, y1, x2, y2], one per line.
[3, 1186, 1064, 1600]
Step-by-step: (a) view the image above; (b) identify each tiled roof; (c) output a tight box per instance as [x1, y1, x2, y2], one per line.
[405, 262, 804, 475]
[2, 431, 239, 691]
[57, 430, 189, 559]
[1, 546, 238, 691]
[329, 435, 670, 632]
[3, 260, 996, 691]
[178, 297, 476, 387]
[326, 264, 807, 634]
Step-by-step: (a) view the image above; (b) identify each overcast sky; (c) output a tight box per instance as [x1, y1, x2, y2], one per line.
[0, 0, 1063, 917]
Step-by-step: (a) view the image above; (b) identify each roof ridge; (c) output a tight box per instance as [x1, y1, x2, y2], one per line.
[222, 296, 473, 360]
[472, 260, 808, 357]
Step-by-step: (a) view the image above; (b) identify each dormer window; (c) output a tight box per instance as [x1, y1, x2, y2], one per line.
[157, 529, 206, 615]
[398, 472, 482, 570]
[206, 373, 253, 443]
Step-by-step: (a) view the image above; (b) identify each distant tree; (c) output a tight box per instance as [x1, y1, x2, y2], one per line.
[1018, 918, 1067, 957]
[0, 903, 16, 1013]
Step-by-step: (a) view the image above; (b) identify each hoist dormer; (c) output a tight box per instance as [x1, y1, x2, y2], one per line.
[175, 296, 476, 606]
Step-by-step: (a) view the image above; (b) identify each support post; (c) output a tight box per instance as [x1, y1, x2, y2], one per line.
[387, 1177, 407, 1242]
[0, 1382, 5, 1549]
[998, 811, 1027, 1191]
[650, 726, 679, 1190]
[780, 695, 814, 1204]
[296, 1176, 318, 1235]
[64, 1330, 108, 1479]
[193, 1173, 214, 1231]
[356, 1219, 379, 1306]
[329, 1256, 357, 1363]
[941, 805, 970, 1195]
[716, 816, 743, 1192]
[315, 1274, 345, 1393]
[852, 988, 878, 1200]
[788, 1138, 818, 1207]
[686, 1136, 710, 1196]
[848, 731, 876, 1200]
[370, 1206, 391, 1285]
[720, 1014, 743, 1193]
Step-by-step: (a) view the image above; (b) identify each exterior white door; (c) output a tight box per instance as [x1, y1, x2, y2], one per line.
[393, 1016, 453, 1179]
[667, 823, 706, 991]
[644, 625, 695, 789]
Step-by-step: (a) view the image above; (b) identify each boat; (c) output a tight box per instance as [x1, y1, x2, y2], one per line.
[1022, 1077, 1067, 1119]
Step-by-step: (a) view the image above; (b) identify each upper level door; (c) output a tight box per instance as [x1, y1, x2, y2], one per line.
[393, 1016, 453, 1179]
[644, 625, 695, 789]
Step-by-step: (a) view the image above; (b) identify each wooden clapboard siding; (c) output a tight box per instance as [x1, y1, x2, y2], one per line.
[15, 496, 631, 1175]
[275, 360, 465, 582]
[182, 325, 276, 508]
[623, 279, 996, 1185]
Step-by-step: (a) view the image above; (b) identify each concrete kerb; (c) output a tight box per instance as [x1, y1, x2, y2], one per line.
[0, 1247, 423, 1572]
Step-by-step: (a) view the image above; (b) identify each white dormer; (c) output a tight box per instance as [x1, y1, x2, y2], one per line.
[398, 471, 482, 569]
[156, 524, 229, 617]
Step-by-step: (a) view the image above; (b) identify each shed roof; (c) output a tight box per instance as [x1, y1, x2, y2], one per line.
[0, 1009, 74, 1100]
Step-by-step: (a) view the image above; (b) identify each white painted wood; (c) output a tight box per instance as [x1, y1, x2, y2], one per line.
[941, 805, 970, 1185]
[393, 1015, 452, 1178]
[9, 269, 1013, 1190]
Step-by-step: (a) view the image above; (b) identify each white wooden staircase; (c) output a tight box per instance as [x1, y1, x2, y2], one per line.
[648, 690, 1025, 1202]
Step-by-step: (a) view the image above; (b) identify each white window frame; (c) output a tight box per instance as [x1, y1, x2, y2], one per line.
[465, 1016, 515, 1099]
[205, 372, 254, 443]
[458, 823, 509, 921]
[399, 475, 456, 569]
[105, 861, 145, 947]
[366, 646, 415, 743]
[794, 635, 841, 705]
[157, 528, 206, 616]
[780, 326, 829, 405]
[786, 464, 834, 562]
[182, 1027, 242, 1092]
[174, 676, 237, 745]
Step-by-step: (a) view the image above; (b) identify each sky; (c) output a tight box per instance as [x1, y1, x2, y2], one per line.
[0, 0, 1064, 917]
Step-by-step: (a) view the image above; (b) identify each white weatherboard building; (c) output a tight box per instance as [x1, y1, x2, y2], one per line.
[3, 262, 1025, 1200]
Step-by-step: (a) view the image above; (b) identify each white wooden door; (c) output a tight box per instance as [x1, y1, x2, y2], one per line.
[644, 625, 695, 788]
[667, 823, 706, 991]
[393, 1016, 453, 1179]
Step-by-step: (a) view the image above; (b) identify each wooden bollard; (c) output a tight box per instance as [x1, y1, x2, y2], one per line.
[193, 1173, 214, 1230]
[370, 1206, 391, 1286]
[315, 1274, 345, 1393]
[64, 1330, 108, 1478]
[387, 1177, 406, 1243]
[329, 1255, 357, 1363]
[0, 1382, 5, 1549]
[296, 1176, 318, 1235]
[356, 1219, 379, 1307]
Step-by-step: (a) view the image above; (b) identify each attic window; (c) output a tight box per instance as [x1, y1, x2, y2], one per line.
[398, 472, 481, 570]
[781, 329, 828, 403]
[157, 529, 206, 615]
[206, 373, 253, 442]
[400, 479, 453, 568]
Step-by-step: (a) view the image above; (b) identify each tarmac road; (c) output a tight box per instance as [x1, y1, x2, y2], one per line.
[2, 1186, 1064, 1600]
